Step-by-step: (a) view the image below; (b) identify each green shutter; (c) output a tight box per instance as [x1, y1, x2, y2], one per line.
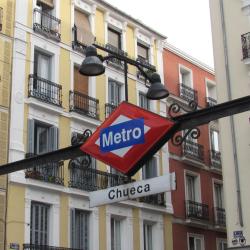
[48, 126, 58, 152]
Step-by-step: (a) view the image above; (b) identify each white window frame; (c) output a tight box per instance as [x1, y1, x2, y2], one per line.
[205, 78, 216, 99]
[209, 128, 220, 152]
[216, 238, 227, 250]
[187, 233, 205, 250]
[184, 170, 201, 203]
[212, 179, 224, 208]
[143, 222, 153, 250]
[179, 64, 193, 88]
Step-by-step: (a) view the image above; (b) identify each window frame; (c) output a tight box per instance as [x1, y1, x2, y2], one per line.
[187, 233, 205, 250]
[137, 42, 149, 62]
[184, 170, 201, 202]
[30, 201, 50, 245]
[139, 92, 150, 111]
[179, 64, 193, 88]
[143, 222, 153, 250]
[142, 156, 158, 180]
[110, 217, 122, 250]
[108, 26, 122, 50]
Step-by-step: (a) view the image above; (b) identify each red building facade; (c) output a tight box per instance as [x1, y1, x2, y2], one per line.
[163, 44, 227, 250]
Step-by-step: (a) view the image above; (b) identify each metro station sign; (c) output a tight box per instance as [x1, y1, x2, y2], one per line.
[80, 102, 176, 176]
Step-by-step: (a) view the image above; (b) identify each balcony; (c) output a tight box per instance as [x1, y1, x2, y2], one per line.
[33, 8, 61, 42]
[105, 43, 127, 71]
[69, 91, 99, 120]
[182, 140, 204, 164]
[139, 193, 165, 207]
[209, 149, 222, 171]
[23, 244, 80, 250]
[179, 84, 198, 103]
[72, 25, 95, 54]
[28, 74, 62, 107]
[214, 207, 226, 227]
[25, 161, 64, 185]
[206, 97, 217, 107]
[105, 103, 117, 118]
[241, 32, 250, 63]
[69, 160, 132, 192]
[185, 200, 209, 221]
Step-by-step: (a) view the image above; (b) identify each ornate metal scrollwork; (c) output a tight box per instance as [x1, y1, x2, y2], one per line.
[168, 100, 198, 118]
[71, 129, 92, 146]
[68, 153, 92, 169]
[171, 127, 201, 146]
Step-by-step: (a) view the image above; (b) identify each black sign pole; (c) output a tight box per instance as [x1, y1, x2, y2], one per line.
[0, 95, 249, 176]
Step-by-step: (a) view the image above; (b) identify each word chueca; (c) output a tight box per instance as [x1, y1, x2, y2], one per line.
[108, 183, 151, 200]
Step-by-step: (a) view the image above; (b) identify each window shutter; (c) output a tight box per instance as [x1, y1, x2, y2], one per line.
[27, 119, 35, 154]
[48, 126, 58, 151]
[70, 209, 76, 248]
[74, 9, 94, 45]
[74, 66, 89, 94]
[37, 0, 54, 8]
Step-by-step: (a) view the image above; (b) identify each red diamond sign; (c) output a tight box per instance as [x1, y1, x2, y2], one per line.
[80, 102, 176, 176]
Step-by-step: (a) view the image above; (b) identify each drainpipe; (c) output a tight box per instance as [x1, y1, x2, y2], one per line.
[219, 0, 244, 226]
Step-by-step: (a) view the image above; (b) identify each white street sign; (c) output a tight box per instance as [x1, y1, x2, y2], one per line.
[89, 173, 176, 207]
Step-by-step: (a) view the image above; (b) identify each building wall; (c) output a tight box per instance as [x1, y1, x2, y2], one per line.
[6, 0, 173, 249]
[209, 0, 250, 249]
[0, 0, 15, 249]
[163, 44, 227, 250]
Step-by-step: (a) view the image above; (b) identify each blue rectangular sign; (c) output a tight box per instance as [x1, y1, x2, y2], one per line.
[100, 118, 145, 152]
[233, 231, 243, 238]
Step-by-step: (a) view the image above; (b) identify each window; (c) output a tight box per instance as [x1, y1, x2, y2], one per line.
[186, 174, 197, 202]
[30, 202, 49, 245]
[180, 67, 192, 87]
[108, 27, 121, 49]
[143, 223, 153, 250]
[108, 79, 122, 106]
[34, 50, 51, 80]
[142, 157, 157, 180]
[36, 0, 54, 29]
[210, 129, 219, 152]
[27, 119, 58, 155]
[111, 217, 121, 250]
[139, 92, 150, 110]
[137, 42, 149, 62]
[74, 9, 94, 45]
[74, 65, 89, 95]
[71, 209, 89, 250]
[188, 235, 204, 250]
[217, 239, 227, 250]
[214, 183, 223, 208]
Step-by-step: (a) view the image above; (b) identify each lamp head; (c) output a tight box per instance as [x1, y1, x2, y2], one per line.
[146, 72, 169, 100]
[79, 45, 105, 76]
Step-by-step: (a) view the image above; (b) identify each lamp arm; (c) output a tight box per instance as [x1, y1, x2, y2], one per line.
[135, 64, 151, 82]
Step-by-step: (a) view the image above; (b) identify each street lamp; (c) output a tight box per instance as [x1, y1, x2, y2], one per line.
[79, 45, 169, 101]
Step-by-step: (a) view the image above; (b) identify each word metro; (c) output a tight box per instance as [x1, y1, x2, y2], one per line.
[100, 118, 145, 152]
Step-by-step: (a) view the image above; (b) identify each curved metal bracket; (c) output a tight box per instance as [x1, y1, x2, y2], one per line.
[71, 129, 92, 146]
[168, 100, 198, 118]
[171, 127, 201, 146]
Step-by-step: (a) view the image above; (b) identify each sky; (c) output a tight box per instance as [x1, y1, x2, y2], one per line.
[104, 0, 214, 68]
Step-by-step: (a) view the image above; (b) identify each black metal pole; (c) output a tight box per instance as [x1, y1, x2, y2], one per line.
[124, 61, 128, 102]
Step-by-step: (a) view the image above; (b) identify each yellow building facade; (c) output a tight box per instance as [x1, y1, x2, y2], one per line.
[6, 0, 173, 249]
[0, 0, 15, 249]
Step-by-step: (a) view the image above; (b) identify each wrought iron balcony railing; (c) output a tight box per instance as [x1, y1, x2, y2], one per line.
[28, 74, 62, 106]
[23, 244, 81, 250]
[214, 207, 226, 227]
[105, 43, 127, 70]
[33, 8, 61, 42]
[136, 56, 155, 81]
[185, 200, 209, 221]
[183, 140, 204, 162]
[179, 83, 198, 103]
[69, 160, 132, 192]
[241, 32, 250, 60]
[25, 161, 64, 185]
[72, 25, 95, 54]
[139, 193, 165, 207]
[209, 149, 222, 170]
[69, 91, 99, 119]
[105, 103, 118, 118]
[206, 97, 217, 107]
